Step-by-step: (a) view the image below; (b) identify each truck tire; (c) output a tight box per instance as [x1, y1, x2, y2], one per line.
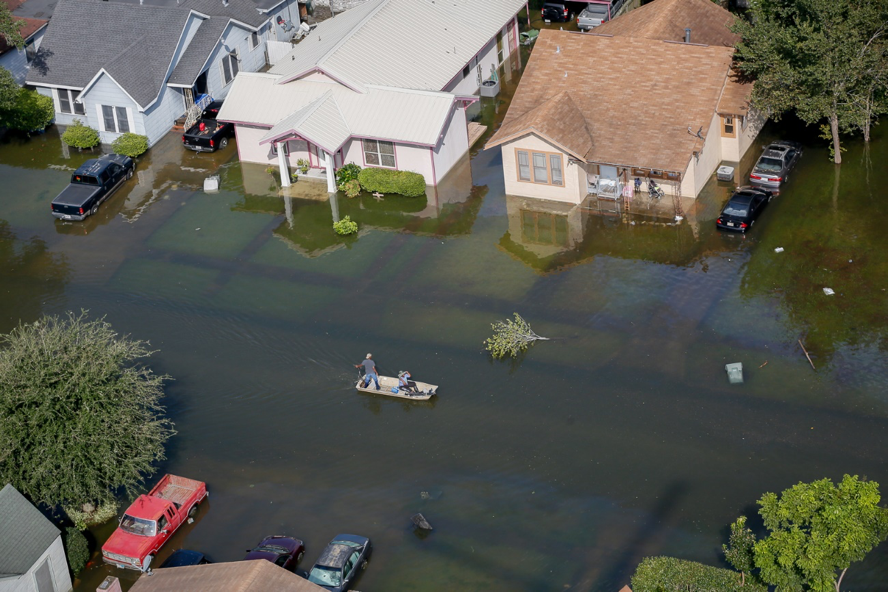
[90, 205, 98, 216]
[127, 168, 134, 180]
[219, 138, 229, 149]
[297, 550, 304, 562]
[188, 504, 198, 518]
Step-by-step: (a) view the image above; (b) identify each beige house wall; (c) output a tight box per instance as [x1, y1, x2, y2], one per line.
[500, 134, 585, 204]
[689, 111, 723, 196]
[720, 108, 766, 163]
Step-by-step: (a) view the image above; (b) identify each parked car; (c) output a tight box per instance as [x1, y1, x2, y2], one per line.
[243, 535, 305, 571]
[749, 141, 802, 189]
[159, 549, 210, 568]
[577, 2, 610, 30]
[182, 101, 234, 153]
[50, 154, 134, 221]
[101, 474, 208, 572]
[716, 186, 773, 233]
[305, 534, 371, 591]
[541, 2, 572, 22]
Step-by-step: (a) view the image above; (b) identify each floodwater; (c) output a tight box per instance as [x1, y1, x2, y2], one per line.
[2, 54, 888, 592]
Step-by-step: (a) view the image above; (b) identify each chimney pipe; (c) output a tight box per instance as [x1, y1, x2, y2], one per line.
[685, 28, 691, 43]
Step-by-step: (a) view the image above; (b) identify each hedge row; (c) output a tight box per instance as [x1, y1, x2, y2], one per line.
[357, 167, 426, 198]
[631, 557, 766, 592]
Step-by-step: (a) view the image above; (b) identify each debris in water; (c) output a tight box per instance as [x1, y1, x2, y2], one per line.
[759, 361, 768, 368]
[411, 513, 433, 530]
[725, 362, 743, 384]
[774, 247, 784, 253]
[823, 287, 835, 296]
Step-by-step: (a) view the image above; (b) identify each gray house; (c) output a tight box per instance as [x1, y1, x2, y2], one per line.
[26, 0, 301, 147]
[0, 484, 72, 592]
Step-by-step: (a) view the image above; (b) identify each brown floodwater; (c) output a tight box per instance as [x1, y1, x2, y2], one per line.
[1, 45, 887, 592]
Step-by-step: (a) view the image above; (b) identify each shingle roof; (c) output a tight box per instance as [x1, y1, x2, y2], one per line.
[269, 0, 526, 91]
[168, 16, 229, 86]
[497, 90, 593, 159]
[594, 0, 739, 47]
[717, 72, 752, 115]
[180, 0, 270, 28]
[0, 484, 60, 577]
[26, 0, 191, 108]
[486, 30, 735, 173]
[0, 0, 47, 56]
[128, 559, 327, 592]
[218, 73, 456, 151]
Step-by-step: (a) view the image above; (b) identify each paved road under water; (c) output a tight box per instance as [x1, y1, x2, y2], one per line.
[2, 76, 888, 591]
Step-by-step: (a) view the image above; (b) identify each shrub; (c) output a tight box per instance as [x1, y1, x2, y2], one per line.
[335, 163, 361, 189]
[64, 500, 119, 531]
[290, 171, 299, 183]
[357, 168, 426, 197]
[631, 557, 767, 592]
[265, 165, 277, 175]
[2, 89, 54, 132]
[111, 132, 148, 158]
[61, 119, 100, 149]
[62, 526, 90, 576]
[333, 215, 358, 235]
[343, 179, 361, 198]
[296, 158, 310, 173]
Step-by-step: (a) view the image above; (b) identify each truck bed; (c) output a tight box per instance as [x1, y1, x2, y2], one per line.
[52, 184, 100, 207]
[150, 474, 205, 508]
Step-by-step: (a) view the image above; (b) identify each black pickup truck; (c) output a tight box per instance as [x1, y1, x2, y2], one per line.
[51, 154, 134, 221]
[182, 102, 234, 153]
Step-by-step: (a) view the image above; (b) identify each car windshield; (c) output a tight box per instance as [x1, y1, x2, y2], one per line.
[755, 157, 783, 172]
[308, 566, 341, 587]
[256, 545, 290, 554]
[331, 540, 361, 548]
[119, 514, 157, 536]
[72, 174, 99, 185]
[723, 202, 749, 217]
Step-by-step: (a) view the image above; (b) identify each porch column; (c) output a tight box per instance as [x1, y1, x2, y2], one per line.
[330, 192, 340, 223]
[323, 151, 336, 193]
[277, 142, 290, 187]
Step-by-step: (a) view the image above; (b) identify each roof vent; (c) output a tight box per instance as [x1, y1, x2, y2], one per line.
[555, 45, 561, 53]
[685, 28, 691, 43]
[222, 0, 229, 6]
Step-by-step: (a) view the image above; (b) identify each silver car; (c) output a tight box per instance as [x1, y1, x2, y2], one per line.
[749, 141, 802, 189]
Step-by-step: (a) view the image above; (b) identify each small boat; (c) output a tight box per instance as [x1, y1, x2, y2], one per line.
[355, 375, 438, 401]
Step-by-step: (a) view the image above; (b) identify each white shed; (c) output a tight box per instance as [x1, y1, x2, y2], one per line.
[0, 484, 73, 592]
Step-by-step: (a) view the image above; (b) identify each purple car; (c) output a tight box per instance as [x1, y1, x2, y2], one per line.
[243, 535, 305, 571]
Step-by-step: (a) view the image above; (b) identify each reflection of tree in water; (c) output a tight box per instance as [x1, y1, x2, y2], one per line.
[739, 142, 888, 362]
[0, 221, 70, 334]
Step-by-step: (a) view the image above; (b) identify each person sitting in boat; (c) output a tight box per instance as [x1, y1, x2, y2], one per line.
[398, 370, 417, 393]
[355, 353, 380, 390]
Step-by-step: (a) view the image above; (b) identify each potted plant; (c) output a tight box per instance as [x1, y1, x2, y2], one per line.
[296, 158, 310, 174]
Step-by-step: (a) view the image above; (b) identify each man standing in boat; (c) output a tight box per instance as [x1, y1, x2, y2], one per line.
[356, 353, 380, 390]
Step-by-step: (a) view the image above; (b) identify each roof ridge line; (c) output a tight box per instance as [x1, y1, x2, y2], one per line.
[315, 0, 392, 68]
[365, 83, 453, 98]
[291, 90, 335, 128]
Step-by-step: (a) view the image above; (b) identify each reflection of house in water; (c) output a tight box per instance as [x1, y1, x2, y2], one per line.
[499, 195, 720, 274]
[235, 154, 483, 258]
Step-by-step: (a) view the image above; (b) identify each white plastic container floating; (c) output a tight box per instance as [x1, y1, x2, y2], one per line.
[717, 165, 735, 182]
[823, 287, 835, 296]
[203, 175, 220, 193]
[725, 362, 744, 384]
[774, 247, 785, 253]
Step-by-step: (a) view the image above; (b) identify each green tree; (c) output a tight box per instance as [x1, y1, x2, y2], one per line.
[724, 516, 757, 586]
[732, 0, 888, 163]
[0, 2, 25, 51]
[3, 88, 53, 132]
[0, 312, 175, 514]
[484, 313, 550, 359]
[754, 475, 888, 592]
[62, 527, 90, 576]
[0, 67, 18, 113]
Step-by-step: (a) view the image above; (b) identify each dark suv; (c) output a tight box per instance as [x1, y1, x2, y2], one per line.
[541, 2, 571, 22]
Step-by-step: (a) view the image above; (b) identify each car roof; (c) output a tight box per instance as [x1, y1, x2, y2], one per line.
[73, 154, 127, 176]
[761, 149, 787, 159]
[316, 543, 354, 569]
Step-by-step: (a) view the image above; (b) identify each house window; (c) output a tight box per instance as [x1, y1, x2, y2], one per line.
[515, 148, 564, 186]
[517, 150, 530, 181]
[250, 31, 260, 49]
[99, 105, 131, 133]
[271, 141, 289, 156]
[722, 115, 735, 137]
[363, 139, 395, 168]
[57, 89, 85, 115]
[33, 558, 54, 592]
[462, 63, 470, 78]
[221, 50, 239, 86]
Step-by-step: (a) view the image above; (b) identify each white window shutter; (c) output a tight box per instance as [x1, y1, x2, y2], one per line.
[51, 88, 60, 113]
[96, 104, 105, 132]
[125, 107, 134, 134]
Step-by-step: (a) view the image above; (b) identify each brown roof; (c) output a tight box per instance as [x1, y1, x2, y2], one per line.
[0, 0, 47, 56]
[717, 71, 752, 115]
[594, 0, 740, 47]
[487, 30, 735, 173]
[128, 560, 328, 592]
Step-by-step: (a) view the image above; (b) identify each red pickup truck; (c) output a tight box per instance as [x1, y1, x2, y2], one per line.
[101, 474, 207, 571]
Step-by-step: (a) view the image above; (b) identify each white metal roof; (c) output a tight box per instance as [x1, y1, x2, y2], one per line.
[217, 72, 456, 152]
[269, 0, 526, 91]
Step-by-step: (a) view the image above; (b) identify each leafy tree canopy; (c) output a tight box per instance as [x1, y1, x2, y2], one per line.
[485, 313, 549, 360]
[0, 3, 25, 51]
[0, 67, 18, 113]
[724, 516, 757, 587]
[0, 312, 175, 509]
[732, 0, 888, 162]
[754, 474, 888, 592]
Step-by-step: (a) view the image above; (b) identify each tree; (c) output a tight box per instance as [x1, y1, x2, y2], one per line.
[724, 516, 757, 586]
[0, 312, 175, 514]
[0, 2, 25, 51]
[732, 0, 888, 163]
[0, 67, 18, 113]
[2, 88, 53, 132]
[484, 313, 549, 359]
[753, 475, 888, 592]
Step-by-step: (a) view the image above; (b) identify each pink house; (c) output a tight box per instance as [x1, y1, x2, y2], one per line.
[217, 0, 525, 191]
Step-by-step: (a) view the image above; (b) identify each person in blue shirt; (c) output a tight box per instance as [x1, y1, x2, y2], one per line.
[355, 353, 380, 390]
